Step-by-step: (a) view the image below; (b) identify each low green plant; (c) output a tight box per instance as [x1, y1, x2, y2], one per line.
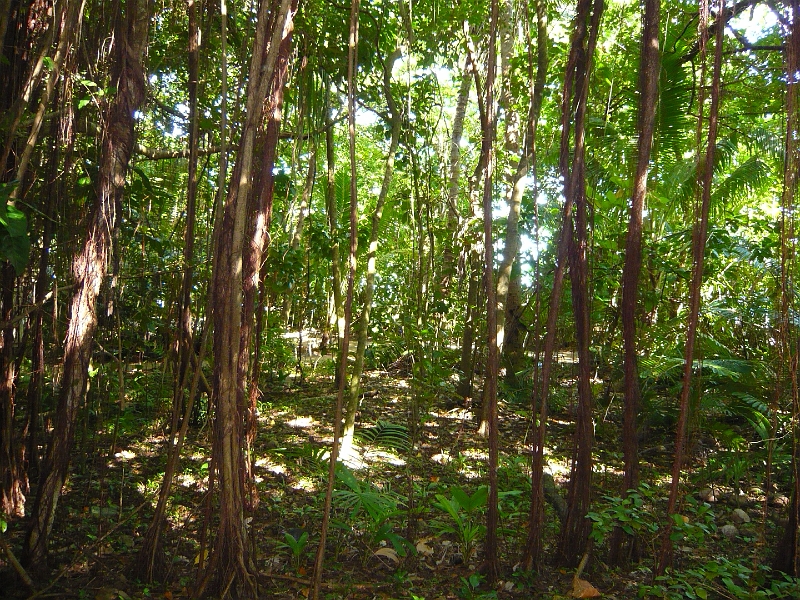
[639, 561, 800, 599]
[587, 483, 660, 547]
[458, 573, 497, 600]
[276, 530, 310, 572]
[432, 485, 487, 563]
[333, 464, 413, 559]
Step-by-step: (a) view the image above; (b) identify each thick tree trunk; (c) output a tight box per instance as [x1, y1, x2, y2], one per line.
[22, 0, 151, 570]
[239, 2, 295, 509]
[609, 0, 660, 566]
[194, 0, 296, 596]
[657, 0, 723, 575]
[340, 49, 402, 459]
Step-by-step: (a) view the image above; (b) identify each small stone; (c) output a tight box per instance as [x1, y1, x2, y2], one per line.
[721, 524, 738, 539]
[770, 494, 790, 508]
[731, 508, 751, 524]
[699, 487, 719, 503]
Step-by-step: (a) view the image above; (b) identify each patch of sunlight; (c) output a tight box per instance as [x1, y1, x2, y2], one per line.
[177, 472, 198, 488]
[362, 449, 406, 466]
[291, 477, 318, 492]
[114, 449, 136, 461]
[395, 379, 409, 389]
[287, 416, 317, 428]
[461, 448, 488, 461]
[431, 451, 452, 465]
[545, 462, 570, 478]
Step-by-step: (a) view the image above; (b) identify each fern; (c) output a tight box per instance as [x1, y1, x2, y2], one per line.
[355, 420, 410, 451]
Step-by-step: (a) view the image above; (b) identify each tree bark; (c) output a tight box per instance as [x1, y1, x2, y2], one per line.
[194, 0, 296, 596]
[657, 0, 723, 575]
[312, 1, 359, 596]
[340, 48, 402, 459]
[772, 0, 800, 577]
[324, 83, 345, 359]
[522, 0, 594, 571]
[481, 0, 500, 581]
[440, 60, 471, 292]
[557, 0, 604, 567]
[134, 0, 202, 580]
[609, 0, 660, 566]
[23, 0, 151, 570]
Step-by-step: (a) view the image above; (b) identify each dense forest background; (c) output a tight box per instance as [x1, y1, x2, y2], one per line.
[2, 0, 800, 598]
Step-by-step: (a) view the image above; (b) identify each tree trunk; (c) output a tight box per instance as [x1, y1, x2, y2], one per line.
[134, 0, 202, 580]
[556, 1, 603, 568]
[772, 0, 800, 577]
[522, 0, 594, 571]
[240, 0, 295, 510]
[324, 82, 345, 357]
[609, 0, 660, 566]
[496, 0, 548, 384]
[0, 263, 23, 518]
[481, 0, 500, 581]
[340, 48, 402, 459]
[657, 0, 723, 575]
[23, 0, 151, 570]
[311, 1, 359, 595]
[440, 60, 471, 292]
[195, 0, 296, 596]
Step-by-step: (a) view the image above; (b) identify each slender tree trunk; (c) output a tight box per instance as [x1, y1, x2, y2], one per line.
[0, 263, 23, 518]
[556, 0, 604, 568]
[481, 0, 500, 581]
[440, 61, 471, 292]
[457, 39, 488, 405]
[772, 0, 800, 576]
[312, 1, 359, 596]
[22, 0, 151, 570]
[496, 0, 548, 382]
[522, 0, 594, 571]
[281, 144, 317, 326]
[340, 48, 402, 459]
[657, 0, 723, 575]
[609, 0, 660, 566]
[324, 83, 344, 358]
[134, 0, 202, 580]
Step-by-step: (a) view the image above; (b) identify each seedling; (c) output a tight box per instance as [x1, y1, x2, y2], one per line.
[276, 529, 310, 572]
[432, 485, 487, 563]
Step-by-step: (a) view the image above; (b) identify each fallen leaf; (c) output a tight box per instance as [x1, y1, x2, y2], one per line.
[570, 578, 601, 598]
[416, 540, 434, 556]
[374, 547, 400, 564]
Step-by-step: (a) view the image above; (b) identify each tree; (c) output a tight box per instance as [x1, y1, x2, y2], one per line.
[194, 0, 298, 596]
[609, 0, 660, 566]
[23, 0, 151, 569]
[657, 0, 725, 575]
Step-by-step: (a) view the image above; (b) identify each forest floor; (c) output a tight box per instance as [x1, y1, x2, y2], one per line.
[0, 350, 791, 599]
